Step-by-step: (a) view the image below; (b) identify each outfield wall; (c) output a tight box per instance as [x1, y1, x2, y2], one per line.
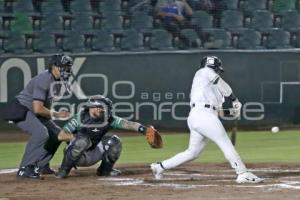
[0, 50, 299, 130]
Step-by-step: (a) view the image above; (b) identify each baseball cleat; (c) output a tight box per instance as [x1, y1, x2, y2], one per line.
[55, 168, 69, 179]
[236, 171, 264, 183]
[109, 168, 122, 176]
[150, 162, 164, 180]
[37, 164, 56, 175]
[16, 165, 41, 180]
[97, 168, 122, 177]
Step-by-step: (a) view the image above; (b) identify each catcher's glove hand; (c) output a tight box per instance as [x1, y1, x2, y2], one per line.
[145, 126, 163, 149]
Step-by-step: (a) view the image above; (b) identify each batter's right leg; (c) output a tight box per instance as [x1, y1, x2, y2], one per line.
[193, 114, 263, 183]
[151, 130, 208, 179]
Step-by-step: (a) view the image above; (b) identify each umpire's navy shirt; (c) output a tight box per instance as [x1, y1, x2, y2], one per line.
[16, 71, 61, 111]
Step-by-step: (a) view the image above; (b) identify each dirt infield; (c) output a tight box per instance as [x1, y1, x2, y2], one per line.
[0, 163, 300, 200]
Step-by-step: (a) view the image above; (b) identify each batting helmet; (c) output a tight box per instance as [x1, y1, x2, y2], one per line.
[200, 56, 224, 73]
[86, 95, 113, 118]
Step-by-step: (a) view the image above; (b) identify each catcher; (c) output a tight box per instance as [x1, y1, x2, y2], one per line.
[55, 94, 162, 178]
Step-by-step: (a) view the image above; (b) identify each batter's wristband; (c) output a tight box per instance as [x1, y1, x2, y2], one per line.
[228, 93, 237, 101]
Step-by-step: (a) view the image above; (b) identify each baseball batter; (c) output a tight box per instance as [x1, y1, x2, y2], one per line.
[2, 54, 73, 179]
[55, 95, 157, 178]
[151, 56, 263, 183]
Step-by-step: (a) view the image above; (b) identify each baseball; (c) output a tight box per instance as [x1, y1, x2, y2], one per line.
[271, 126, 279, 133]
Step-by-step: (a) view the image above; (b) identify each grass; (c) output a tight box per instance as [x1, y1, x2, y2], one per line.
[0, 130, 299, 169]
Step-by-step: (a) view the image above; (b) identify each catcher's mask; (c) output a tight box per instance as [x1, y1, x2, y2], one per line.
[86, 95, 113, 120]
[49, 54, 74, 81]
[200, 56, 224, 73]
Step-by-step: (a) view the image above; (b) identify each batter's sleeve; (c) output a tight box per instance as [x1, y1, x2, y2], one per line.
[207, 69, 220, 83]
[216, 77, 233, 97]
[62, 114, 80, 133]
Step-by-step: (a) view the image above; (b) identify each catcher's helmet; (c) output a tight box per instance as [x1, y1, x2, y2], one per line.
[87, 95, 113, 118]
[200, 56, 224, 73]
[48, 54, 73, 81]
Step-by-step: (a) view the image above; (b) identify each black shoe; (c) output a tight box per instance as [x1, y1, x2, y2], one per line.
[110, 169, 121, 176]
[17, 165, 41, 180]
[97, 168, 122, 177]
[38, 164, 55, 175]
[55, 168, 69, 179]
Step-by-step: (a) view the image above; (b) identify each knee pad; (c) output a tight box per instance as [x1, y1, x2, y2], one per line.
[102, 135, 122, 163]
[61, 136, 91, 171]
[97, 135, 122, 176]
[70, 136, 91, 158]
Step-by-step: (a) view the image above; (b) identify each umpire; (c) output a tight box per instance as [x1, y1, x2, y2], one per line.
[2, 54, 73, 179]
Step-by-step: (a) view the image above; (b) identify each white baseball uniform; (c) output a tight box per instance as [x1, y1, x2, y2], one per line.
[160, 66, 248, 175]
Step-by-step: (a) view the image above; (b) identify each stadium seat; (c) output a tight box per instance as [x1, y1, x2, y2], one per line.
[180, 28, 202, 49]
[41, 14, 64, 32]
[127, 0, 152, 14]
[130, 12, 153, 33]
[265, 29, 291, 49]
[42, 0, 66, 14]
[63, 31, 90, 53]
[100, 0, 122, 15]
[101, 15, 124, 33]
[237, 29, 262, 49]
[224, 0, 238, 10]
[220, 10, 244, 31]
[0, 1, 5, 13]
[243, 0, 267, 13]
[10, 13, 33, 34]
[191, 11, 214, 30]
[238, 0, 247, 11]
[120, 29, 145, 51]
[251, 10, 274, 32]
[14, 0, 36, 14]
[92, 31, 116, 51]
[292, 31, 300, 47]
[204, 29, 232, 49]
[4, 32, 33, 54]
[3, 0, 13, 13]
[14, 1, 42, 31]
[0, 35, 5, 53]
[71, 13, 94, 32]
[90, 0, 101, 13]
[271, 0, 296, 14]
[1, 15, 14, 31]
[61, 0, 72, 13]
[32, 0, 43, 13]
[282, 11, 300, 32]
[150, 29, 174, 50]
[33, 32, 62, 53]
[70, 0, 93, 13]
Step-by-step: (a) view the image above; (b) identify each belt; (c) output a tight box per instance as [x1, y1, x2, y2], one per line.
[192, 103, 217, 110]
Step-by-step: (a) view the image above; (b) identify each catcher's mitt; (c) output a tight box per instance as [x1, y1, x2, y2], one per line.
[145, 126, 163, 149]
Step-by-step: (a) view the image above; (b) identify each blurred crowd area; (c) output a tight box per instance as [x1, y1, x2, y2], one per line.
[0, 0, 299, 54]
